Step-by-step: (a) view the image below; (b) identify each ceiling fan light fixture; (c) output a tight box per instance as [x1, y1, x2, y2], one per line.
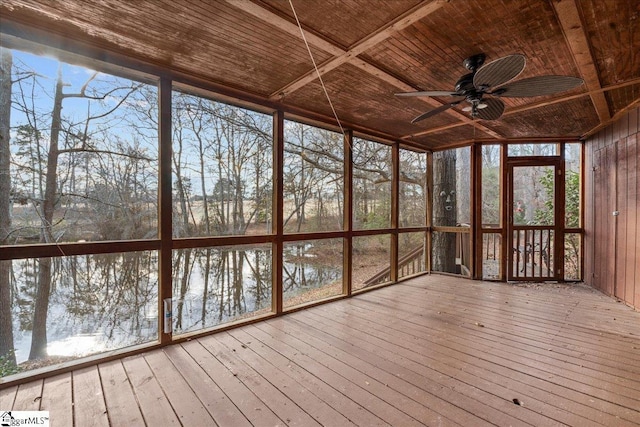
[477, 103, 488, 109]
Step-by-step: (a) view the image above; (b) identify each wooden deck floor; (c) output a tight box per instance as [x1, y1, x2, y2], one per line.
[2, 275, 640, 426]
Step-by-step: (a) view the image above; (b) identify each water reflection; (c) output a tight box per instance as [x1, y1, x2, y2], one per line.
[9, 244, 343, 369]
[172, 246, 273, 335]
[283, 240, 343, 308]
[11, 252, 159, 364]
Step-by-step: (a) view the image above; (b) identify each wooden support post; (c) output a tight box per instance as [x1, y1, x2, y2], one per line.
[426, 151, 433, 272]
[273, 110, 284, 314]
[558, 142, 567, 281]
[471, 143, 483, 280]
[500, 143, 509, 281]
[343, 130, 353, 296]
[158, 77, 173, 344]
[390, 144, 399, 282]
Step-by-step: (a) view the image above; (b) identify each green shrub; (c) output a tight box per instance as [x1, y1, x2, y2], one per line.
[0, 350, 21, 377]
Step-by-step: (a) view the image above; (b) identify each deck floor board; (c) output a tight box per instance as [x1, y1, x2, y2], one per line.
[180, 339, 284, 427]
[361, 290, 640, 380]
[12, 380, 42, 411]
[2, 276, 639, 426]
[121, 355, 180, 426]
[98, 360, 146, 426]
[316, 291, 639, 426]
[40, 373, 73, 427]
[71, 366, 109, 427]
[0, 384, 17, 410]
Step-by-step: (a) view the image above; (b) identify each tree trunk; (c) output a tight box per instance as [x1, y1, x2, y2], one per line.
[29, 66, 64, 360]
[0, 48, 16, 364]
[432, 150, 457, 273]
[234, 172, 243, 234]
[201, 249, 211, 326]
[175, 248, 192, 331]
[198, 138, 211, 234]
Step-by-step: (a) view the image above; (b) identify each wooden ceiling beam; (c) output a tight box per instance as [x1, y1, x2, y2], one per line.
[552, 0, 611, 123]
[403, 77, 640, 139]
[228, 0, 502, 139]
[582, 97, 640, 139]
[506, 76, 640, 116]
[225, 0, 344, 56]
[269, 0, 445, 99]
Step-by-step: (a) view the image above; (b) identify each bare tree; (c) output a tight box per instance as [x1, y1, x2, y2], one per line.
[353, 139, 392, 229]
[283, 123, 344, 232]
[0, 48, 16, 365]
[7, 63, 143, 359]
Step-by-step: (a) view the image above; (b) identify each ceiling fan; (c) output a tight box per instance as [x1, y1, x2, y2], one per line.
[395, 53, 584, 123]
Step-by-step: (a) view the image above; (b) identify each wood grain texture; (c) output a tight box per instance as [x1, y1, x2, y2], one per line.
[585, 106, 640, 309]
[12, 380, 42, 411]
[121, 355, 180, 426]
[72, 366, 109, 427]
[98, 360, 146, 426]
[2, 274, 639, 426]
[0, 385, 18, 409]
[1, 0, 636, 147]
[39, 373, 73, 427]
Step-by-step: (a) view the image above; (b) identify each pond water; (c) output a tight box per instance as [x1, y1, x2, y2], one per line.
[8, 246, 342, 366]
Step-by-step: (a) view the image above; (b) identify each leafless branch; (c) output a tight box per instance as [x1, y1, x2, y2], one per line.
[57, 147, 153, 162]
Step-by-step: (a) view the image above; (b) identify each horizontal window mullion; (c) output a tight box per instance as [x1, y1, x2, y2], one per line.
[172, 235, 274, 249]
[282, 231, 346, 242]
[432, 226, 471, 233]
[0, 240, 161, 261]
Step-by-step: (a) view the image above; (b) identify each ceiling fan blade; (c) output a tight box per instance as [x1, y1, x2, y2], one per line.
[411, 100, 462, 123]
[475, 98, 505, 120]
[492, 75, 584, 97]
[473, 54, 526, 89]
[395, 90, 462, 97]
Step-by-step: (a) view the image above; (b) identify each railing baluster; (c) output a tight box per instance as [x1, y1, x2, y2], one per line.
[538, 229, 542, 278]
[525, 229, 530, 277]
[494, 234, 498, 263]
[547, 230, 552, 277]
[515, 230, 521, 278]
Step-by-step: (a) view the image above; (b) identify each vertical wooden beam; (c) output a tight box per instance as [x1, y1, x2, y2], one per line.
[158, 77, 172, 345]
[426, 151, 433, 272]
[558, 144, 567, 281]
[615, 137, 628, 301]
[343, 130, 353, 296]
[272, 110, 284, 314]
[471, 143, 483, 279]
[612, 139, 619, 298]
[390, 144, 400, 282]
[579, 141, 586, 282]
[500, 144, 509, 281]
[583, 138, 594, 286]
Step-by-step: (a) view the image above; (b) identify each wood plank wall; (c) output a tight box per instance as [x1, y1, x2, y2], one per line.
[584, 106, 640, 310]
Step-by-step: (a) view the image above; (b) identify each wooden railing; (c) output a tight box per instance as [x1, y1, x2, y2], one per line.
[511, 227, 553, 279]
[363, 245, 424, 287]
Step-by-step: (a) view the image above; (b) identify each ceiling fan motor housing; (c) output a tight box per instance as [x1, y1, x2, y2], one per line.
[456, 54, 486, 92]
[455, 73, 475, 92]
[463, 53, 486, 71]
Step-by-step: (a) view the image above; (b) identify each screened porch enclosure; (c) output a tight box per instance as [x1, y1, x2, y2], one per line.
[1, 39, 582, 379]
[0, 40, 585, 383]
[1, 0, 639, 404]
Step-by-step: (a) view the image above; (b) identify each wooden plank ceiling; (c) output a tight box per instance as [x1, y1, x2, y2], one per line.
[1, 0, 638, 150]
